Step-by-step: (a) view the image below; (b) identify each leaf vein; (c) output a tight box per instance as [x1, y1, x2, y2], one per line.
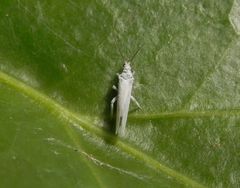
[180, 36, 239, 110]
[0, 70, 206, 188]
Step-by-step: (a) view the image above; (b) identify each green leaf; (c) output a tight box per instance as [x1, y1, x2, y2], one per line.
[0, 0, 240, 187]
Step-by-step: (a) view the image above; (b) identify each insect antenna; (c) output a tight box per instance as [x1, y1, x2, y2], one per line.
[113, 37, 125, 62]
[129, 45, 142, 64]
[111, 21, 126, 62]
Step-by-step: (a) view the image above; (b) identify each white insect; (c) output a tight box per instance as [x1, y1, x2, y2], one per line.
[111, 52, 141, 136]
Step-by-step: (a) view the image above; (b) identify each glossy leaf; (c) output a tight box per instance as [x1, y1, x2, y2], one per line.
[0, 0, 240, 187]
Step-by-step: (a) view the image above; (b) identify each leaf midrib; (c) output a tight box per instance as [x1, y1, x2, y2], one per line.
[0, 70, 206, 188]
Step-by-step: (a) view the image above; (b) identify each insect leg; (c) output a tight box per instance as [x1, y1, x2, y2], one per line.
[131, 96, 142, 109]
[110, 96, 117, 116]
[112, 85, 117, 90]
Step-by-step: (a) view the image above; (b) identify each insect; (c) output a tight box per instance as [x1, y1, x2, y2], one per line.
[111, 48, 142, 136]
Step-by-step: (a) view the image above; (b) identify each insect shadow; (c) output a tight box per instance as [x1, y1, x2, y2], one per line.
[102, 68, 121, 136]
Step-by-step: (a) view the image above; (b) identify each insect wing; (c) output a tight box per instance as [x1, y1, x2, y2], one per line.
[115, 77, 133, 135]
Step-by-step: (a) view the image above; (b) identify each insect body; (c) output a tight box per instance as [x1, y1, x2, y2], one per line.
[111, 61, 141, 136]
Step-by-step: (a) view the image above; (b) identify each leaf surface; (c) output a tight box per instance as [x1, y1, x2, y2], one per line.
[0, 0, 240, 187]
